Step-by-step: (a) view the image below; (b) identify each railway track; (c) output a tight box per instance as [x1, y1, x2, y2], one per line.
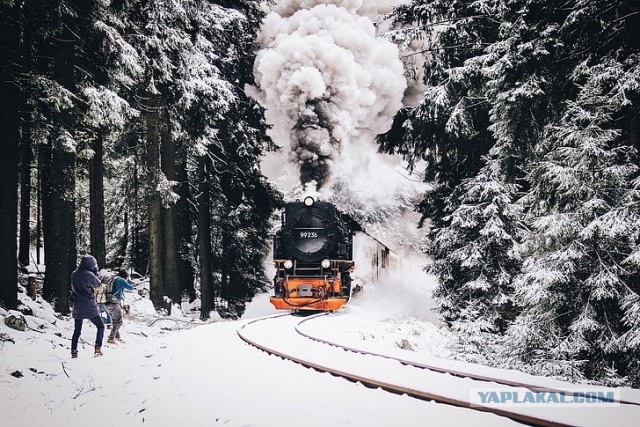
[237, 313, 640, 427]
[295, 313, 640, 408]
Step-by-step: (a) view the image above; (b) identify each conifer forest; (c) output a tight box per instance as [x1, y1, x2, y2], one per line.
[1, 0, 640, 387]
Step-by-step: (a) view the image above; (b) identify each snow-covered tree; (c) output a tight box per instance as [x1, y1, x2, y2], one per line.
[103, 0, 279, 316]
[387, 0, 640, 386]
[509, 58, 640, 385]
[383, 0, 500, 227]
[0, 0, 280, 319]
[386, 0, 558, 333]
[430, 157, 524, 347]
[187, 1, 281, 318]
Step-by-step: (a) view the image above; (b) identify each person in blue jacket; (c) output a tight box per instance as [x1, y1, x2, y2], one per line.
[105, 269, 136, 344]
[70, 255, 105, 358]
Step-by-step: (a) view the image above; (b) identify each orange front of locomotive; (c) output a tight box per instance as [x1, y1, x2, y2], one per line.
[270, 272, 348, 311]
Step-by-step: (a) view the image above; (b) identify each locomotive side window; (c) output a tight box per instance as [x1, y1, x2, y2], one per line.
[382, 247, 389, 269]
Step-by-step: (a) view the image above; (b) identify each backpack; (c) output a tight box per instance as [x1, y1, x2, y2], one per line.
[97, 274, 117, 304]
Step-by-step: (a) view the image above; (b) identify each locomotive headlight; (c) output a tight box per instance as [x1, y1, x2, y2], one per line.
[303, 196, 315, 207]
[284, 260, 293, 269]
[321, 259, 331, 269]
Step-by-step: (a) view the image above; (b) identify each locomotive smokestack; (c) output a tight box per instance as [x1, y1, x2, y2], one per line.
[248, 0, 407, 191]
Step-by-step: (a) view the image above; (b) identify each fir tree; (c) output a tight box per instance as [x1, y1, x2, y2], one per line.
[503, 0, 640, 386]
[385, 1, 640, 386]
[387, 0, 561, 335]
[509, 58, 640, 385]
[384, 0, 500, 227]
[430, 157, 524, 354]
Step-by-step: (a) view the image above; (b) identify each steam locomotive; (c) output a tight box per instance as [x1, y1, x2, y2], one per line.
[270, 196, 356, 311]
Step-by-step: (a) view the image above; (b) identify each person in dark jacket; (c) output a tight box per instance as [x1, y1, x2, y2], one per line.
[105, 269, 136, 344]
[71, 255, 105, 357]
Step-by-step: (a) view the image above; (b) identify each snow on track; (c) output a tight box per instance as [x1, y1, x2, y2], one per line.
[239, 314, 518, 426]
[240, 313, 640, 427]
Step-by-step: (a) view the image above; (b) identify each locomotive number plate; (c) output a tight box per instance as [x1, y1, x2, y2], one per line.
[299, 231, 319, 239]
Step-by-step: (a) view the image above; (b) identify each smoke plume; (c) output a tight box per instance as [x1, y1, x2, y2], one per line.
[249, 0, 406, 187]
[251, 0, 426, 250]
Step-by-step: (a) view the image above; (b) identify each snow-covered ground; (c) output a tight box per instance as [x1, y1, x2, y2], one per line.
[1, 273, 639, 427]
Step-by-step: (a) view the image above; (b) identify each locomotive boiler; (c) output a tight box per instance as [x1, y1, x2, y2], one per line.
[270, 196, 355, 311]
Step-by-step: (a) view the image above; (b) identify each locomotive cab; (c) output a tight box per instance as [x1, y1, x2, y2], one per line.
[271, 197, 355, 311]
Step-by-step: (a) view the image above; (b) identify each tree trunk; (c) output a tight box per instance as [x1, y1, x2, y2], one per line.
[221, 231, 231, 303]
[175, 139, 195, 301]
[18, 15, 36, 269]
[43, 135, 78, 314]
[160, 114, 180, 304]
[197, 156, 214, 319]
[18, 99, 33, 267]
[130, 139, 146, 273]
[90, 130, 106, 267]
[38, 143, 52, 272]
[41, 9, 78, 314]
[146, 101, 164, 309]
[36, 164, 42, 265]
[0, 2, 21, 309]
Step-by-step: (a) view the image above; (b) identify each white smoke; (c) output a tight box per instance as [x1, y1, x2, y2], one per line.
[271, 0, 400, 19]
[251, 0, 426, 250]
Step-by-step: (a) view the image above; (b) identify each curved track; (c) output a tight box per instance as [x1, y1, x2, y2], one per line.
[295, 313, 640, 407]
[238, 313, 640, 427]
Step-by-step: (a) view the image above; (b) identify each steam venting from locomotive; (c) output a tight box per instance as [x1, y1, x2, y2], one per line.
[249, 0, 407, 190]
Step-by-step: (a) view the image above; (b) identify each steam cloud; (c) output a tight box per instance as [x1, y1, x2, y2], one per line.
[250, 0, 406, 188]
[251, 0, 427, 250]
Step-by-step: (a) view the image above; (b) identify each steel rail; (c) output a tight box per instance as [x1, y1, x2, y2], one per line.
[237, 314, 577, 427]
[295, 313, 640, 407]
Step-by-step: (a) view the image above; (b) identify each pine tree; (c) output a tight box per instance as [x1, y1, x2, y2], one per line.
[430, 158, 523, 340]
[387, 0, 562, 336]
[1, 0, 280, 316]
[114, 0, 279, 315]
[509, 58, 640, 384]
[186, 0, 281, 318]
[384, 0, 500, 227]
[497, 0, 640, 386]
[40, 0, 91, 313]
[385, 3, 640, 385]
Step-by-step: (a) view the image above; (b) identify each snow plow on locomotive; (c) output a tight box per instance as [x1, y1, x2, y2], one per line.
[270, 196, 355, 311]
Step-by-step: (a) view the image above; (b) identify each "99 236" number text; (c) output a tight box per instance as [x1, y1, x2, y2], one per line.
[299, 231, 318, 239]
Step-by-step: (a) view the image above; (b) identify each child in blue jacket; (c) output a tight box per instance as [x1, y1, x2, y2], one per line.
[104, 269, 136, 344]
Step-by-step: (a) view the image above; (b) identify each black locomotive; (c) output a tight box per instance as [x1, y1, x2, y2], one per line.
[271, 196, 355, 310]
